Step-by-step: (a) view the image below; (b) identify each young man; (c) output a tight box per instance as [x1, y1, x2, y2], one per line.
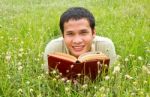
[43, 7, 117, 72]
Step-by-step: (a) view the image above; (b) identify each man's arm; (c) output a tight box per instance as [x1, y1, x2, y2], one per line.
[43, 37, 64, 72]
[95, 37, 117, 65]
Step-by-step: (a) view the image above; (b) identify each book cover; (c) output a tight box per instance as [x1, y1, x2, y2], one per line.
[48, 52, 110, 81]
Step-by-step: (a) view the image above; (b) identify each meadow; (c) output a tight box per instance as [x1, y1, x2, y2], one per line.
[0, 0, 149, 97]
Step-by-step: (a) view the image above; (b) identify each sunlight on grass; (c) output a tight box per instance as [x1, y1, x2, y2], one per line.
[0, 0, 149, 97]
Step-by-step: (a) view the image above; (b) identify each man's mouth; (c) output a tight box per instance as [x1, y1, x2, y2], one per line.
[72, 45, 84, 51]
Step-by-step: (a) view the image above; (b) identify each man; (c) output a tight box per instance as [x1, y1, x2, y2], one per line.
[43, 7, 117, 72]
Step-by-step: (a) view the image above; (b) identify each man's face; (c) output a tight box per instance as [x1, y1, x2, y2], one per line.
[63, 18, 96, 58]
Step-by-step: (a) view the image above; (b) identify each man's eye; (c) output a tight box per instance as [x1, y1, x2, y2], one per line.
[81, 31, 88, 35]
[66, 33, 73, 36]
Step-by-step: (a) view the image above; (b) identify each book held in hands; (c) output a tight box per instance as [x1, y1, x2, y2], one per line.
[47, 52, 110, 81]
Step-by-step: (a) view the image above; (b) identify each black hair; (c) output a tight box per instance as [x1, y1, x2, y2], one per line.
[59, 7, 95, 34]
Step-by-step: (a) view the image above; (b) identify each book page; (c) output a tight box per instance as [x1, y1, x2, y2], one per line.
[49, 52, 77, 62]
[78, 52, 109, 62]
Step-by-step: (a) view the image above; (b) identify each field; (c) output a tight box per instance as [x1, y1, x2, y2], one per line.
[0, 0, 150, 97]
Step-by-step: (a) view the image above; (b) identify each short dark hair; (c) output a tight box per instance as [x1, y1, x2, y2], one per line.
[59, 7, 95, 34]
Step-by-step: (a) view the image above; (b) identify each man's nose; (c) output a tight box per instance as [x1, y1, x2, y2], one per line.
[72, 35, 82, 44]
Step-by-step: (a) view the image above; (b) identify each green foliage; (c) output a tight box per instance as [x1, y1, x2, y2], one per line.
[0, 0, 149, 97]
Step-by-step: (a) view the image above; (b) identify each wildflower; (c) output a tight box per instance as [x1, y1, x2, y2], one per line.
[131, 92, 136, 96]
[129, 54, 135, 57]
[30, 88, 33, 92]
[6, 74, 11, 79]
[56, 75, 60, 79]
[5, 52, 11, 61]
[18, 62, 22, 66]
[19, 48, 24, 52]
[144, 80, 147, 84]
[105, 75, 110, 80]
[133, 81, 137, 85]
[17, 88, 23, 93]
[94, 86, 97, 89]
[113, 65, 120, 74]
[70, 64, 74, 68]
[125, 74, 133, 80]
[125, 57, 129, 62]
[18, 53, 23, 57]
[140, 91, 144, 95]
[18, 65, 23, 71]
[21, 41, 24, 44]
[77, 73, 81, 77]
[26, 81, 30, 85]
[66, 80, 71, 83]
[82, 84, 88, 89]
[52, 70, 57, 74]
[37, 94, 42, 97]
[99, 86, 105, 92]
[65, 87, 70, 92]
[52, 78, 56, 81]
[38, 75, 42, 80]
[138, 56, 143, 61]
[1, 36, 4, 39]
[61, 78, 66, 81]
[45, 71, 49, 75]
[66, 70, 69, 73]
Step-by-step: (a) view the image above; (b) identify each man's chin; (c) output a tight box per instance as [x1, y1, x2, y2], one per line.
[71, 51, 85, 58]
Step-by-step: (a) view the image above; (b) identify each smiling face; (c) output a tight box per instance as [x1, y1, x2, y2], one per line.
[63, 18, 96, 58]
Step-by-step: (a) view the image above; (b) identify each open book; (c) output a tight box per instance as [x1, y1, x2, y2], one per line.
[48, 52, 110, 81]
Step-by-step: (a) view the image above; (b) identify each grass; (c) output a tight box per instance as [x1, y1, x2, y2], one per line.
[0, 0, 150, 97]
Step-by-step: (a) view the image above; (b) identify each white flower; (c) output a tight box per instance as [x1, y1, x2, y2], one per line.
[52, 78, 56, 81]
[61, 78, 66, 81]
[19, 48, 24, 52]
[66, 80, 71, 83]
[77, 73, 81, 77]
[105, 75, 110, 80]
[30, 88, 33, 92]
[138, 56, 143, 61]
[125, 57, 129, 62]
[113, 65, 120, 74]
[37, 94, 42, 97]
[5, 54, 11, 61]
[133, 81, 137, 85]
[17, 88, 23, 93]
[0, 36, 4, 39]
[52, 70, 57, 74]
[125, 74, 133, 80]
[18, 53, 23, 57]
[18, 62, 22, 66]
[21, 41, 24, 44]
[82, 84, 88, 89]
[18, 65, 23, 71]
[65, 87, 70, 92]
[26, 81, 30, 85]
[99, 86, 105, 92]
[6, 74, 11, 79]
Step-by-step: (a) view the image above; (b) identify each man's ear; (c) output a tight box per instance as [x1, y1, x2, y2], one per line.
[62, 32, 64, 38]
[92, 29, 96, 38]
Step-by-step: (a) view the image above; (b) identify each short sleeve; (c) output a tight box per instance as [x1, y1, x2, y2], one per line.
[95, 37, 117, 65]
[43, 37, 64, 72]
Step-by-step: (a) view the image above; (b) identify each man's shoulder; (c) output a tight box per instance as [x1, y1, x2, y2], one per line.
[47, 37, 63, 45]
[45, 37, 64, 50]
[94, 36, 113, 44]
[49, 37, 63, 42]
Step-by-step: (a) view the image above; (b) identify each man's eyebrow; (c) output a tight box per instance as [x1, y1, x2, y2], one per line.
[65, 30, 74, 33]
[80, 29, 89, 32]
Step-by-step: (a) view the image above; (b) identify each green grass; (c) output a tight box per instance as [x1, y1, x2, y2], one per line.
[0, 0, 150, 97]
